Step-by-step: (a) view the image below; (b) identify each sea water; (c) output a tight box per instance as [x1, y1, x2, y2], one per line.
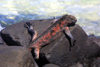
[0, 0, 100, 35]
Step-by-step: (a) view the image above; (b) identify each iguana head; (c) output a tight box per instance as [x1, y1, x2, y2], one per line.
[59, 14, 77, 27]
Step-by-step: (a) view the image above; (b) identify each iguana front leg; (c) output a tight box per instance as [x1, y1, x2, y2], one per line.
[63, 27, 75, 50]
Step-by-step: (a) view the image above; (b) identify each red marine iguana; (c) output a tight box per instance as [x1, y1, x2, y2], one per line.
[25, 14, 77, 59]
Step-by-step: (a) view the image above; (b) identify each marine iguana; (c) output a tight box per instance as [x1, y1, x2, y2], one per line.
[25, 14, 77, 59]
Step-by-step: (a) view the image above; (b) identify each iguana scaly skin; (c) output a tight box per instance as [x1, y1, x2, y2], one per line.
[26, 14, 77, 59]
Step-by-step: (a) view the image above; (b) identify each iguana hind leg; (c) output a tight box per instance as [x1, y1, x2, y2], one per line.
[25, 22, 38, 43]
[34, 46, 40, 59]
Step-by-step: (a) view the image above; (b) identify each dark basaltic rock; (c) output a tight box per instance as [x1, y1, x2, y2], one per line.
[92, 57, 100, 67]
[88, 35, 100, 47]
[0, 36, 4, 45]
[0, 34, 7, 46]
[43, 64, 60, 67]
[69, 62, 83, 67]
[1, 19, 53, 47]
[0, 46, 37, 67]
[40, 25, 100, 67]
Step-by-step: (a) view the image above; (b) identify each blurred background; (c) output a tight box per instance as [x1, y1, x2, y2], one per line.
[0, 0, 100, 35]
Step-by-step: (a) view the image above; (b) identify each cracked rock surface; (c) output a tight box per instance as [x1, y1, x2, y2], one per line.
[0, 46, 37, 67]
